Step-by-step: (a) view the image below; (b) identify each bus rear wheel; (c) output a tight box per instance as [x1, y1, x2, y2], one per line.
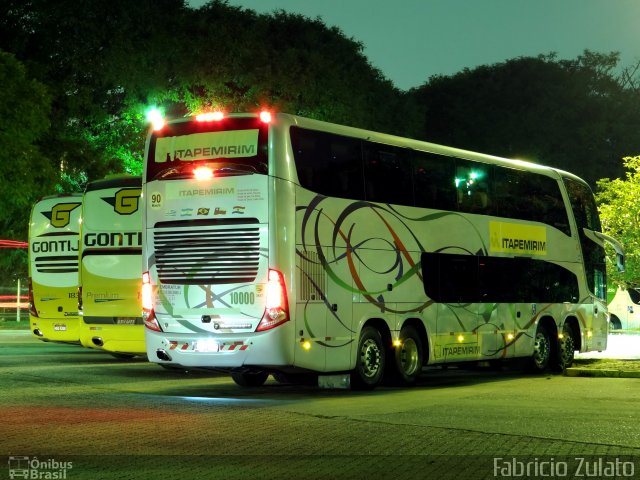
[350, 326, 385, 390]
[387, 325, 423, 386]
[231, 370, 269, 387]
[527, 324, 551, 373]
[556, 324, 575, 371]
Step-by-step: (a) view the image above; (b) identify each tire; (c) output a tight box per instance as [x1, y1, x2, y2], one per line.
[609, 315, 622, 330]
[350, 326, 385, 390]
[231, 370, 269, 387]
[527, 324, 551, 373]
[556, 324, 575, 371]
[386, 325, 423, 386]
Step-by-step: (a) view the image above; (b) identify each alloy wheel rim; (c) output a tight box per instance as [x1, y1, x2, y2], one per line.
[360, 338, 381, 378]
[400, 338, 419, 375]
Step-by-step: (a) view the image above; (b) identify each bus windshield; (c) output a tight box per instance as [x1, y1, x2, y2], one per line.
[146, 117, 269, 182]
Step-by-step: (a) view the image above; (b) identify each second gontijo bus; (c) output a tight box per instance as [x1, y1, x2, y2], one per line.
[78, 175, 145, 357]
[142, 112, 623, 389]
[28, 194, 83, 343]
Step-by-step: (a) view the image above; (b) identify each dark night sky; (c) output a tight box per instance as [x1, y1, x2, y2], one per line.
[190, 0, 640, 90]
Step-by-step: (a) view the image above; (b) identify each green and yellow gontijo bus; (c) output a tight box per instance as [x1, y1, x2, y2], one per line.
[141, 111, 624, 389]
[78, 175, 145, 357]
[28, 194, 83, 343]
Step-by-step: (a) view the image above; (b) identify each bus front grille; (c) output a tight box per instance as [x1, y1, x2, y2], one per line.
[154, 225, 261, 285]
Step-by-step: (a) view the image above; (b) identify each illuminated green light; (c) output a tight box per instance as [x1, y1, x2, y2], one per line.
[145, 107, 164, 130]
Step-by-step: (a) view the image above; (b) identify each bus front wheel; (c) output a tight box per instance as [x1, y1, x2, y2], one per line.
[351, 326, 385, 390]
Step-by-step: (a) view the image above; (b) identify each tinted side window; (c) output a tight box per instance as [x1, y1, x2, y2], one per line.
[629, 288, 640, 305]
[493, 168, 534, 221]
[413, 152, 457, 210]
[493, 167, 569, 235]
[455, 160, 492, 215]
[563, 178, 601, 232]
[290, 127, 364, 200]
[564, 177, 606, 299]
[422, 253, 478, 303]
[363, 143, 413, 205]
[422, 252, 579, 303]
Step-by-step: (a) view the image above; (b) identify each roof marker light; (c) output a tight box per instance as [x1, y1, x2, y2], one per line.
[196, 111, 224, 122]
[259, 111, 272, 123]
[194, 166, 214, 180]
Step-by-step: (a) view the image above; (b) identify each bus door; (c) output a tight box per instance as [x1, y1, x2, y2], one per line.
[422, 252, 480, 363]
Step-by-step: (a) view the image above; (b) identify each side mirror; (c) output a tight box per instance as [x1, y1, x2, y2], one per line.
[589, 230, 625, 273]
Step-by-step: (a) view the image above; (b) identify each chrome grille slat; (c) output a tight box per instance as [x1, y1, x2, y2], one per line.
[34, 255, 79, 274]
[154, 221, 261, 285]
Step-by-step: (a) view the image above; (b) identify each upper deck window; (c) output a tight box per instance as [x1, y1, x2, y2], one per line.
[146, 117, 268, 182]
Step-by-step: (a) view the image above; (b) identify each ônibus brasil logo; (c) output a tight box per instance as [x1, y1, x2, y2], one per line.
[8, 456, 73, 479]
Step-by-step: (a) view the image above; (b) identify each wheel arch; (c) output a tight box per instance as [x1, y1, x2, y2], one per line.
[608, 314, 622, 331]
[562, 315, 582, 351]
[361, 317, 392, 349]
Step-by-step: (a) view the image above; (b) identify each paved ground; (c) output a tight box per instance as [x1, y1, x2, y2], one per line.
[2, 331, 639, 480]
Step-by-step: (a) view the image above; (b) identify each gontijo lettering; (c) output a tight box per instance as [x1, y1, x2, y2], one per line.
[489, 221, 547, 255]
[84, 232, 142, 247]
[31, 239, 78, 253]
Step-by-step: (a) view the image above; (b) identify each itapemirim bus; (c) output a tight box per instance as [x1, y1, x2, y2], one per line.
[28, 194, 83, 343]
[142, 112, 624, 389]
[78, 175, 145, 356]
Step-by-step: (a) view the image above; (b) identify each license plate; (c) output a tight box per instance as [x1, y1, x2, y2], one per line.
[116, 317, 137, 325]
[194, 339, 220, 352]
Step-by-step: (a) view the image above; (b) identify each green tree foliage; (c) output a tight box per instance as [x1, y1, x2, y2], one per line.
[409, 52, 640, 187]
[0, 0, 189, 187]
[0, 0, 407, 283]
[596, 156, 640, 287]
[0, 50, 56, 278]
[0, 0, 405, 196]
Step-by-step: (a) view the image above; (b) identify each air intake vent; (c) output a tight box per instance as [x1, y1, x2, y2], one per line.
[298, 251, 327, 301]
[154, 220, 262, 285]
[35, 256, 78, 274]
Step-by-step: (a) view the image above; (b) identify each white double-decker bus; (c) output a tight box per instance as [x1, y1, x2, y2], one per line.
[78, 175, 145, 356]
[142, 112, 623, 389]
[28, 194, 83, 342]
